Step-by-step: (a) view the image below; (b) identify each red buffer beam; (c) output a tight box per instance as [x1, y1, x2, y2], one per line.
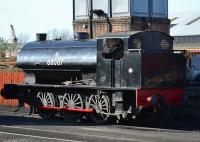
[37, 106, 94, 113]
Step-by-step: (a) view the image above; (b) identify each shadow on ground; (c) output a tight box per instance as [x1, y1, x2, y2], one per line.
[1, 106, 200, 132]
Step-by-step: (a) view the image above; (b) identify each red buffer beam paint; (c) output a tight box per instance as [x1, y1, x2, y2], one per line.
[37, 106, 94, 113]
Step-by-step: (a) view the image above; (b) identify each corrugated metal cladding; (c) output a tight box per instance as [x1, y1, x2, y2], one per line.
[0, 71, 24, 107]
[173, 35, 200, 50]
[74, 0, 168, 19]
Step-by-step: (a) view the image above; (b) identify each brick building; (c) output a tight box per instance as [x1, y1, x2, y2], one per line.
[73, 0, 169, 38]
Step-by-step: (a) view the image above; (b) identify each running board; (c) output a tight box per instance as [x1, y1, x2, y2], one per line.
[37, 106, 93, 113]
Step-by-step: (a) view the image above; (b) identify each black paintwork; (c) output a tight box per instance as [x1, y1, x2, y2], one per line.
[17, 39, 97, 71]
[0, 31, 188, 121]
[2, 31, 186, 106]
[97, 31, 185, 89]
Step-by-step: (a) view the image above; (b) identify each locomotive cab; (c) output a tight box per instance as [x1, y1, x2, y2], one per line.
[97, 31, 186, 89]
[95, 31, 186, 120]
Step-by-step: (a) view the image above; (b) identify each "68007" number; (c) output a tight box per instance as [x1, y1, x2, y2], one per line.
[47, 58, 63, 66]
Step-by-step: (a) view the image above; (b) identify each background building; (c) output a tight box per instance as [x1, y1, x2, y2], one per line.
[170, 12, 200, 51]
[73, 0, 169, 38]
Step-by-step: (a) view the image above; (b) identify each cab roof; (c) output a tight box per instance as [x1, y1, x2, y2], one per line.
[97, 31, 173, 40]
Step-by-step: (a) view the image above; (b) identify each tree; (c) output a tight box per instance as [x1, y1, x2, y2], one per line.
[47, 29, 73, 40]
[17, 33, 30, 43]
[60, 30, 73, 40]
[0, 37, 9, 61]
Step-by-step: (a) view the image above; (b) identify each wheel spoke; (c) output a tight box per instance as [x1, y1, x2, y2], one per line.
[42, 93, 45, 100]
[102, 104, 107, 107]
[99, 99, 103, 104]
[72, 94, 77, 101]
[46, 97, 50, 102]
[69, 94, 73, 101]
[74, 102, 81, 105]
[91, 98, 96, 104]
[74, 96, 80, 103]
[102, 108, 108, 112]
[45, 94, 49, 100]
[91, 103, 95, 107]
[38, 95, 42, 101]
[65, 95, 69, 102]
[47, 100, 52, 104]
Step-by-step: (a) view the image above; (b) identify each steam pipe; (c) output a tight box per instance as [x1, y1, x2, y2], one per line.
[90, 9, 112, 38]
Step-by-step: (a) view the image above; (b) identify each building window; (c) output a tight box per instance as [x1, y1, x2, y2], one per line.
[112, 0, 129, 16]
[93, 0, 109, 17]
[75, 0, 90, 19]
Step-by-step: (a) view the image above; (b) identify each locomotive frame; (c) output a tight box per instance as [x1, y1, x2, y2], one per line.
[2, 31, 186, 123]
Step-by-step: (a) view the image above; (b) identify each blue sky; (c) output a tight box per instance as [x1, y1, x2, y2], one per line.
[0, 0, 200, 41]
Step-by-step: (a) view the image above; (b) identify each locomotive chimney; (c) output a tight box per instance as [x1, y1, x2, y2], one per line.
[74, 32, 89, 40]
[36, 33, 47, 42]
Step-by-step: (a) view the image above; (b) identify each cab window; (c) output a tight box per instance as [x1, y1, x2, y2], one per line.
[102, 38, 123, 60]
[129, 38, 141, 50]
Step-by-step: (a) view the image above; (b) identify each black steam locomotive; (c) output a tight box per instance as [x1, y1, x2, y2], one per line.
[2, 31, 186, 123]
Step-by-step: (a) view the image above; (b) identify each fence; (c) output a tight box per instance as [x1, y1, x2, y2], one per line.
[0, 71, 24, 107]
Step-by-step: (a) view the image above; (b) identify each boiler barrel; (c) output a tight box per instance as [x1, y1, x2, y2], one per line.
[17, 40, 97, 71]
